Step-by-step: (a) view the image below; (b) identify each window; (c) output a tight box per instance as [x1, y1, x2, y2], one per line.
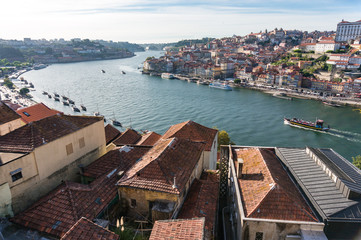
[66, 143, 73, 155]
[255, 232, 263, 240]
[22, 111, 30, 117]
[131, 199, 136, 208]
[10, 168, 23, 182]
[79, 137, 85, 148]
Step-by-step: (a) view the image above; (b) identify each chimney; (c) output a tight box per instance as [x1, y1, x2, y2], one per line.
[172, 177, 177, 189]
[236, 158, 244, 179]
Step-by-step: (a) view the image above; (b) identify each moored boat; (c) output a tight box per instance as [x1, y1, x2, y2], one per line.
[72, 105, 80, 112]
[63, 101, 69, 106]
[323, 101, 341, 107]
[80, 104, 87, 111]
[284, 117, 330, 131]
[209, 82, 232, 91]
[111, 119, 122, 127]
[161, 73, 175, 79]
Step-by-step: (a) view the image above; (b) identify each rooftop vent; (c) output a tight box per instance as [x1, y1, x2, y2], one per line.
[172, 177, 177, 189]
[236, 158, 244, 179]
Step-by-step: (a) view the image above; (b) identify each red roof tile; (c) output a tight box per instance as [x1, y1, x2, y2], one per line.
[61, 217, 119, 240]
[113, 128, 141, 146]
[178, 171, 219, 237]
[117, 138, 205, 195]
[12, 169, 119, 238]
[136, 131, 162, 146]
[0, 101, 21, 125]
[16, 103, 61, 124]
[150, 218, 205, 240]
[83, 145, 150, 179]
[0, 114, 102, 153]
[161, 120, 217, 151]
[104, 124, 121, 145]
[236, 148, 318, 222]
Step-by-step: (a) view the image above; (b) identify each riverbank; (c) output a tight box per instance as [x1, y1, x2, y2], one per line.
[156, 73, 361, 108]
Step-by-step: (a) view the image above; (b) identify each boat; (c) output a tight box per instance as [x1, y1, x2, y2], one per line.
[68, 99, 75, 104]
[273, 93, 292, 100]
[53, 92, 60, 98]
[161, 73, 175, 79]
[122, 71, 126, 74]
[63, 101, 69, 106]
[284, 117, 330, 131]
[54, 97, 60, 102]
[62, 95, 68, 100]
[72, 105, 80, 112]
[323, 101, 341, 107]
[209, 82, 232, 91]
[111, 119, 122, 127]
[29, 82, 34, 88]
[42, 91, 48, 95]
[102, 70, 106, 73]
[80, 104, 87, 111]
[48, 95, 52, 99]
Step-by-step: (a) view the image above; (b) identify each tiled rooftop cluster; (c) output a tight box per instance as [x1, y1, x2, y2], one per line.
[149, 218, 205, 240]
[9, 119, 218, 239]
[60, 217, 119, 240]
[0, 114, 102, 153]
[117, 137, 205, 194]
[178, 171, 219, 236]
[16, 103, 61, 124]
[235, 147, 318, 222]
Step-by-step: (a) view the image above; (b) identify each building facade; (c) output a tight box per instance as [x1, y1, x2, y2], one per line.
[335, 20, 361, 42]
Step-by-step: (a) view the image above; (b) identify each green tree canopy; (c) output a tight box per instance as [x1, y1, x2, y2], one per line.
[352, 155, 361, 170]
[218, 130, 231, 148]
[234, 79, 241, 84]
[19, 87, 29, 95]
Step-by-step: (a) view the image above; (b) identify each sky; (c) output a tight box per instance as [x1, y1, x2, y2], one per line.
[1, 0, 361, 43]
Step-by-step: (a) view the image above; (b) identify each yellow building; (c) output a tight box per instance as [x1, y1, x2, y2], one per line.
[0, 114, 106, 216]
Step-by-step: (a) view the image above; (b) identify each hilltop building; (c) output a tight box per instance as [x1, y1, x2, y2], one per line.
[335, 19, 361, 42]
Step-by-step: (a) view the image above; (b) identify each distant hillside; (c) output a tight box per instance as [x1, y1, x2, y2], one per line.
[140, 38, 215, 51]
[0, 46, 24, 61]
[98, 40, 145, 52]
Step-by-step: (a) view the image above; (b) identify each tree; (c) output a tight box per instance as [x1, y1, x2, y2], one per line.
[352, 155, 361, 170]
[234, 79, 241, 84]
[19, 87, 29, 95]
[3, 78, 14, 89]
[218, 130, 231, 149]
[293, 49, 302, 53]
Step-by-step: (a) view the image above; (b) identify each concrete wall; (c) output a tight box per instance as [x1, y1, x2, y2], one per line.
[34, 120, 106, 180]
[0, 183, 13, 217]
[0, 118, 22, 136]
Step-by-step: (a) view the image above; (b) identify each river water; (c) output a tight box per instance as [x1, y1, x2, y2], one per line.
[21, 51, 361, 161]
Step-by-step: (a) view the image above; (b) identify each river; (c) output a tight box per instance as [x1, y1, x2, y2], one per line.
[21, 51, 361, 161]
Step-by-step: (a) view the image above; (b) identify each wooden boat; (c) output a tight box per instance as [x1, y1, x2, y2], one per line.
[72, 105, 80, 112]
[284, 117, 330, 131]
[80, 104, 87, 111]
[323, 101, 341, 107]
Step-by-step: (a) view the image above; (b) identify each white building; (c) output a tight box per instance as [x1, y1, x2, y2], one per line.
[335, 19, 361, 42]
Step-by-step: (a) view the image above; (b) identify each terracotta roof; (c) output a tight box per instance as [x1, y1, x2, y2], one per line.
[235, 148, 318, 222]
[16, 103, 61, 124]
[178, 171, 219, 237]
[0, 101, 21, 125]
[117, 138, 205, 194]
[0, 114, 102, 153]
[113, 128, 141, 146]
[149, 218, 205, 240]
[161, 120, 217, 151]
[12, 169, 119, 238]
[136, 131, 162, 146]
[104, 124, 121, 145]
[61, 217, 119, 240]
[83, 145, 150, 179]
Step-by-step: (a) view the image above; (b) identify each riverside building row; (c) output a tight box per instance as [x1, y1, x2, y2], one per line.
[143, 24, 361, 97]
